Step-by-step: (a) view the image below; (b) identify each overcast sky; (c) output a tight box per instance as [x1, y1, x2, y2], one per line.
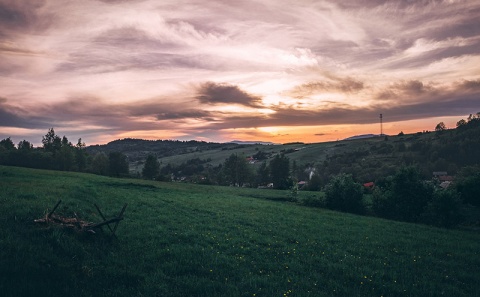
[1, 0, 479, 145]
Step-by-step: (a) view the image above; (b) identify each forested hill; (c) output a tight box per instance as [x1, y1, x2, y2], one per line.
[85, 116, 480, 181]
[86, 138, 239, 162]
[1, 113, 479, 186]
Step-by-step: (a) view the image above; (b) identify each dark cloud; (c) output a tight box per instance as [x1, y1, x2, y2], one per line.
[7, 95, 217, 135]
[0, 0, 51, 38]
[0, 98, 48, 128]
[196, 82, 263, 107]
[459, 79, 480, 90]
[429, 9, 480, 40]
[375, 80, 437, 101]
[287, 77, 364, 98]
[95, 0, 144, 3]
[157, 110, 214, 121]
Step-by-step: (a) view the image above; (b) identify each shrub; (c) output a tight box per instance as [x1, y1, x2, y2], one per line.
[421, 189, 464, 228]
[455, 166, 480, 207]
[372, 167, 434, 223]
[324, 173, 365, 214]
[300, 194, 325, 208]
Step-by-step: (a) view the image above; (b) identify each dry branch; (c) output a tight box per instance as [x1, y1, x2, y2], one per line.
[34, 200, 127, 236]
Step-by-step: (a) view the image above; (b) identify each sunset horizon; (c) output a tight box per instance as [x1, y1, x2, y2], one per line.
[1, 0, 479, 147]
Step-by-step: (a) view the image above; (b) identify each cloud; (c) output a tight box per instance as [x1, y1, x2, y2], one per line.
[95, 0, 143, 3]
[287, 76, 364, 98]
[0, 98, 48, 128]
[458, 79, 480, 90]
[196, 82, 263, 107]
[4, 94, 216, 138]
[0, 0, 52, 38]
[156, 110, 214, 121]
[203, 78, 480, 130]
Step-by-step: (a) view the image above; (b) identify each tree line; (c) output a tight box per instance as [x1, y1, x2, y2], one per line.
[140, 152, 292, 189]
[0, 128, 129, 177]
[319, 166, 479, 228]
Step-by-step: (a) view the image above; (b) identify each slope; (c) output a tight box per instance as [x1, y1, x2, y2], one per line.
[1, 165, 479, 297]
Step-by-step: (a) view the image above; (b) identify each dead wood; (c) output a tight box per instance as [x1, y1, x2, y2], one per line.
[34, 200, 127, 237]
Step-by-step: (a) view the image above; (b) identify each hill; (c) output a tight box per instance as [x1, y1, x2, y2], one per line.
[1, 165, 480, 296]
[86, 121, 480, 184]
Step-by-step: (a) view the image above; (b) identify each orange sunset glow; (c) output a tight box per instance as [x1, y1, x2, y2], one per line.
[1, 0, 479, 146]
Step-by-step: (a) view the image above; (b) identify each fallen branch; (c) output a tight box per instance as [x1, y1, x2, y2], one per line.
[34, 200, 127, 237]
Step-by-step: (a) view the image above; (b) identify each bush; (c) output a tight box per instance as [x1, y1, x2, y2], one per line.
[372, 167, 434, 223]
[300, 194, 325, 208]
[324, 173, 365, 214]
[421, 189, 464, 228]
[455, 166, 480, 207]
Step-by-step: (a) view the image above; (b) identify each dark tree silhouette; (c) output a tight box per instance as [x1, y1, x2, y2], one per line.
[90, 153, 109, 175]
[373, 166, 434, 222]
[435, 122, 446, 131]
[269, 154, 290, 189]
[142, 154, 159, 180]
[325, 173, 364, 214]
[255, 161, 270, 187]
[0, 137, 15, 150]
[108, 152, 129, 177]
[222, 153, 251, 186]
[42, 128, 61, 153]
[18, 140, 33, 151]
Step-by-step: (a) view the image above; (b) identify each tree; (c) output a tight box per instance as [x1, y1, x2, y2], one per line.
[253, 150, 268, 161]
[222, 153, 251, 186]
[108, 152, 129, 177]
[422, 189, 463, 228]
[456, 119, 467, 128]
[42, 128, 61, 153]
[307, 173, 322, 191]
[18, 140, 33, 151]
[373, 166, 434, 222]
[269, 154, 291, 189]
[255, 161, 270, 187]
[90, 153, 109, 175]
[61, 136, 71, 147]
[0, 137, 15, 150]
[142, 154, 159, 180]
[324, 173, 364, 214]
[58, 145, 75, 171]
[435, 122, 446, 132]
[467, 112, 480, 122]
[454, 165, 480, 207]
[75, 138, 87, 171]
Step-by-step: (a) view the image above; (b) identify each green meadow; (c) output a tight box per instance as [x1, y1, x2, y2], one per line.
[1, 165, 479, 297]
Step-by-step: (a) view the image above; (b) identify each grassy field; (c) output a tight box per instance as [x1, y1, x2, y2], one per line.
[1, 165, 479, 297]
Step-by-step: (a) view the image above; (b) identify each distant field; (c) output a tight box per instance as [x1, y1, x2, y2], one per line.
[1, 165, 479, 297]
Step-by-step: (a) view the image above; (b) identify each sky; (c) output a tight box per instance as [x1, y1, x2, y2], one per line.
[1, 0, 480, 146]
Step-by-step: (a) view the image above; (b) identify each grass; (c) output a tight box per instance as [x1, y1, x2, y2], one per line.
[1, 165, 480, 296]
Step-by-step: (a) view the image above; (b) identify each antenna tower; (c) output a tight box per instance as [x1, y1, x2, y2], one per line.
[380, 114, 383, 136]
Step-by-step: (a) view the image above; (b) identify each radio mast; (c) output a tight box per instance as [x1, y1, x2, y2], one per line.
[380, 114, 383, 136]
